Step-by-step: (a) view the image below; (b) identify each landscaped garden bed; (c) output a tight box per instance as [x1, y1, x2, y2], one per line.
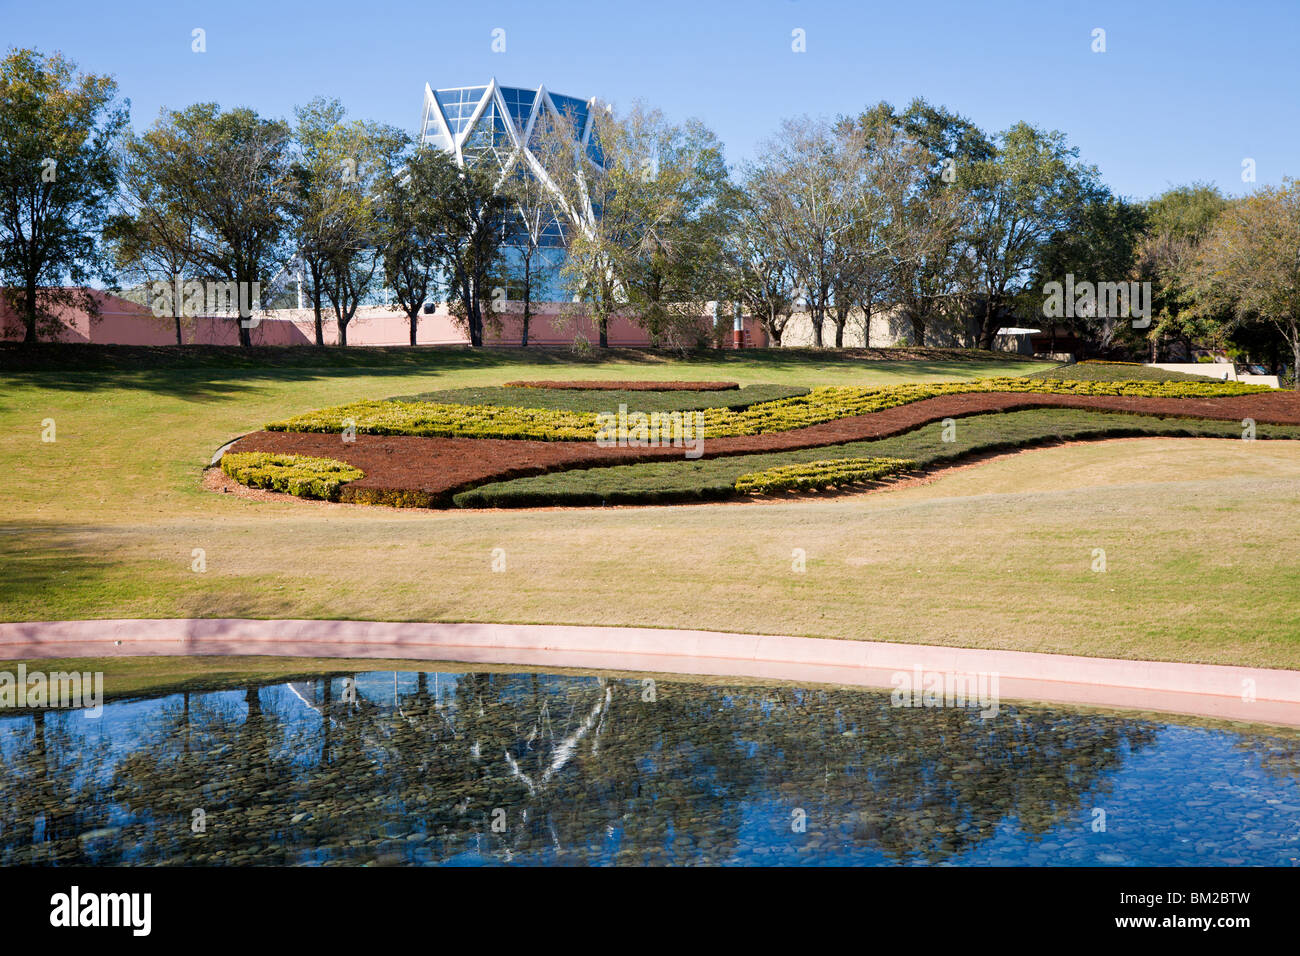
[221, 377, 1300, 508]
[265, 378, 1274, 442]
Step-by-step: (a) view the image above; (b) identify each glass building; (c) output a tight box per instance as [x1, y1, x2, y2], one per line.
[419, 79, 603, 299]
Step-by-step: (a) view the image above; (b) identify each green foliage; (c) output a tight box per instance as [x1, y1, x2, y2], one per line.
[0, 48, 128, 342]
[266, 399, 598, 440]
[734, 457, 915, 494]
[1194, 179, 1300, 389]
[220, 452, 363, 500]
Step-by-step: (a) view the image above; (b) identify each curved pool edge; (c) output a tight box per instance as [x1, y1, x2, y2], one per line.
[2, 618, 1299, 728]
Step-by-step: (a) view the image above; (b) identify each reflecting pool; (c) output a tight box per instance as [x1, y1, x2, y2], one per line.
[2, 670, 1298, 866]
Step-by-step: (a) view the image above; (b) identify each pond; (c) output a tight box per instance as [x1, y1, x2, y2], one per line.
[2, 670, 1298, 866]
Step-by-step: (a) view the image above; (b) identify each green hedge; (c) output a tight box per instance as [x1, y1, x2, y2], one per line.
[220, 452, 363, 500]
[734, 457, 916, 494]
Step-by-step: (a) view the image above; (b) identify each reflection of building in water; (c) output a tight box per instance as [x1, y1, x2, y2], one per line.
[285, 671, 612, 792]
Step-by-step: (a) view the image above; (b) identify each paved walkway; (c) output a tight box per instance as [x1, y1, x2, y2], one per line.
[3, 618, 1298, 727]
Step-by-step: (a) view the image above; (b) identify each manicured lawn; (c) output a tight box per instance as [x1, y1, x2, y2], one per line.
[387, 383, 807, 412]
[1026, 361, 1219, 383]
[4, 346, 1299, 668]
[453, 408, 1300, 506]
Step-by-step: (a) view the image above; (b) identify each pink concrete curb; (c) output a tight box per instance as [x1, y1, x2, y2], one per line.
[2, 619, 1299, 727]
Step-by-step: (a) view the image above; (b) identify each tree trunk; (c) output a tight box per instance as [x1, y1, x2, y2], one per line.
[338, 318, 348, 346]
[834, 321, 844, 348]
[238, 321, 252, 347]
[598, 316, 608, 348]
[810, 311, 824, 348]
[977, 299, 997, 350]
[409, 308, 418, 347]
[313, 304, 324, 347]
[1290, 324, 1300, 391]
[911, 313, 926, 348]
[521, 273, 531, 347]
[174, 311, 183, 346]
[21, 278, 38, 344]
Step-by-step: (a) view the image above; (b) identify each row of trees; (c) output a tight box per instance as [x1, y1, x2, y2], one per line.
[1, 46, 1297, 384]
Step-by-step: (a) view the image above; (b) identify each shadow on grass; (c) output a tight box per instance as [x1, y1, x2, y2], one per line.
[0, 344, 1051, 401]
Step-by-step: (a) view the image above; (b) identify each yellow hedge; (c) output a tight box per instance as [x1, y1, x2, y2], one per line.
[734, 457, 916, 494]
[220, 452, 363, 500]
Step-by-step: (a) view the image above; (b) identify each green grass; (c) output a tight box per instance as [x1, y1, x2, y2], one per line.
[1026, 361, 1220, 383]
[5, 345, 1300, 668]
[386, 383, 808, 412]
[454, 408, 1300, 506]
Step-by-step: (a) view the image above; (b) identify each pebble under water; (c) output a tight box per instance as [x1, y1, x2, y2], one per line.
[1, 670, 1298, 866]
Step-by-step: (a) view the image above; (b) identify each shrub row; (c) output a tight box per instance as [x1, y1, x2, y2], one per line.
[733, 456, 916, 494]
[220, 452, 364, 500]
[266, 399, 596, 441]
[266, 377, 1268, 442]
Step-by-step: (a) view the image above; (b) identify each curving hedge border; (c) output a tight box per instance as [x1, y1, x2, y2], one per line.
[221, 452, 364, 501]
[266, 378, 1270, 443]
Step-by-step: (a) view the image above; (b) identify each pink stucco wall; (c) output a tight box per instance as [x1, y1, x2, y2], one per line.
[1, 290, 769, 348]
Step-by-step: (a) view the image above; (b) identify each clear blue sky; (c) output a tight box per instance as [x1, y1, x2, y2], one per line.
[4, 0, 1298, 200]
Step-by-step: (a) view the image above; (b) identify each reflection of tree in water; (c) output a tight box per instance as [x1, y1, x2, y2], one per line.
[1234, 731, 1300, 784]
[0, 672, 1266, 866]
[733, 688, 1159, 862]
[0, 711, 114, 863]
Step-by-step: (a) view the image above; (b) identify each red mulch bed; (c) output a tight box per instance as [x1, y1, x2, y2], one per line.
[503, 380, 739, 390]
[224, 390, 1300, 507]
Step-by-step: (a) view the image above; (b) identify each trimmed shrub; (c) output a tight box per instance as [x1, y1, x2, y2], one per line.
[734, 457, 916, 494]
[220, 452, 363, 500]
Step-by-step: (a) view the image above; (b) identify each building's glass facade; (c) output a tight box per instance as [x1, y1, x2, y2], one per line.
[420, 80, 601, 300]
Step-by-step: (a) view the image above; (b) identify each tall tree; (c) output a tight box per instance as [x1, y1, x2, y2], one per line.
[314, 119, 407, 346]
[964, 123, 1097, 349]
[724, 179, 797, 347]
[616, 113, 733, 349]
[498, 159, 562, 347]
[288, 97, 349, 346]
[107, 125, 197, 345]
[145, 103, 293, 346]
[377, 145, 451, 346]
[745, 118, 866, 348]
[1132, 184, 1227, 359]
[0, 48, 126, 343]
[1194, 179, 1300, 389]
[425, 160, 506, 347]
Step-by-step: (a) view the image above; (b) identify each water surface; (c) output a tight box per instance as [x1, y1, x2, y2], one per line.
[2, 670, 1298, 866]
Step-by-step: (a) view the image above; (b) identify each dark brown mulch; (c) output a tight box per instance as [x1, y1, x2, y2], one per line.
[502, 380, 739, 390]
[224, 390, 1300, 506]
